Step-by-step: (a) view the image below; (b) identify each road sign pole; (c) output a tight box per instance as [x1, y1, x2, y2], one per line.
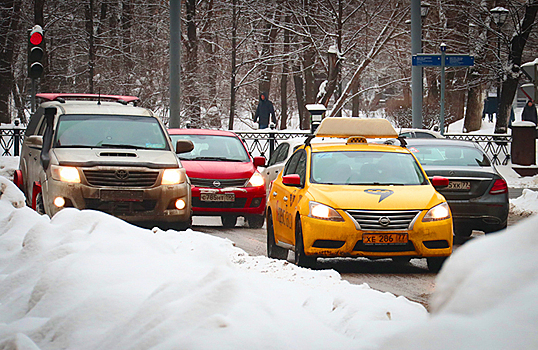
[440, 44, 446, 135]
[411, 0, 422, 129]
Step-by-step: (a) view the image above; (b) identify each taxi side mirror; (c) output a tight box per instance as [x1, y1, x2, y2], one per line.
[176, 140, 194, 154]
[282, 174, 302, 187]
[431, 176, 449, 187]
[253, 156, 265, 167]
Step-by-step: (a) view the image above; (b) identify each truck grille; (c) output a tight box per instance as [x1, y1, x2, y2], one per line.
[346, 209, 421, 231]
[83, 169, 159, 187]
[190, 178, 248, 188]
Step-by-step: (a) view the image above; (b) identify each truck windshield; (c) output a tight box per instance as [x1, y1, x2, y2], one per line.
[54, 115, 169, 150]
[311, 151, 428, 186]
[170, 134, 250, 162]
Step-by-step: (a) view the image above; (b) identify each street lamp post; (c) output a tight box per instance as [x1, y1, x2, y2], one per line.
[490, 7, 509, 123]
[411, 0, 430, 129]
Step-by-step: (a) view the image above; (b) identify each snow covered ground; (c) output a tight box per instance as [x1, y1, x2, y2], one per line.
[2, 123, 538, 349]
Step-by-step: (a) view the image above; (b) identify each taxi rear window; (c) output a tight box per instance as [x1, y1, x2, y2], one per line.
[310, 151, 427, 186]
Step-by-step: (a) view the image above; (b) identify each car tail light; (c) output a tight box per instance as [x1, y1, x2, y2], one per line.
[489, 179, 508, 194]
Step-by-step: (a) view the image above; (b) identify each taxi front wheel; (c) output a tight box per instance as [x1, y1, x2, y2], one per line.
[294, 218, 317, 268]
[267, 211, 288, 260]
[427, 257, 447, 273]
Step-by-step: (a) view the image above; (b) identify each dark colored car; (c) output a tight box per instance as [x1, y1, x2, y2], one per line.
[168, 129, 267, 228]
[405, 139, 509, 237]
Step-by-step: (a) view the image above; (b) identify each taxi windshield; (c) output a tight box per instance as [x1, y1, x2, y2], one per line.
[311, 151, 428, 185]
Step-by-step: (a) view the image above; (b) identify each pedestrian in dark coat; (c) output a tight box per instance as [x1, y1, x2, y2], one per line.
[253, 92, 276, 129]
[521, 100, 538, 125]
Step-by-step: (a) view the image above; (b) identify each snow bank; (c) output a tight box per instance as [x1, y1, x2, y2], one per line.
[0, 156, 18, 180]
[0, 181, 426, 350]
[510, 189, 538, 216]
[380, 216, 538, 349]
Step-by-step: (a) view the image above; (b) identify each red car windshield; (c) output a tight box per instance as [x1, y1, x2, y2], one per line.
[170, 134, 250, 162]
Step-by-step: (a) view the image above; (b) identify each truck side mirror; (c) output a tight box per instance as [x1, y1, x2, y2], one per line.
[40, 107, 56, 170]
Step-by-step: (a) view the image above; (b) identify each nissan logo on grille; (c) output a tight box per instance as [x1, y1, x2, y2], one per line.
[115, 170, 129, 180]
[213, 180, 221, 188]
[378, 216, 391, 227]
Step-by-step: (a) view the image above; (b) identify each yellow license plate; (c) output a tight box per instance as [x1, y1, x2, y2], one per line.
[363, 233, 408, 245]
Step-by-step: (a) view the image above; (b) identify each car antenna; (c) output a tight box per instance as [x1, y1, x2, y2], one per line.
[305, 134, 315, 148]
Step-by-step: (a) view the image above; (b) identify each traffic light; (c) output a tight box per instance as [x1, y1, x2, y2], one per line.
[28, 25, 44, 79]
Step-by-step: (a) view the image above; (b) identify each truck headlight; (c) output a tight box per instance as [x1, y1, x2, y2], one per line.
[162, 169, 184, 185]
[248, 171, 265, 187]
[422, 202, 451, 222]
[51, 165, 81, 183]
[308, 201, 344, 221]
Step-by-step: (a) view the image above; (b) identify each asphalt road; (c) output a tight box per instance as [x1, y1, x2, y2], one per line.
[191, 216, 516, 311]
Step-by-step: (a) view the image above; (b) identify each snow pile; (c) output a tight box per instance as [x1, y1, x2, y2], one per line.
[0, 178, 426, 350]
[510, 189, 538, 216]
[0, 175, 25, 208]
[381, 217, 538, 349]
[0, 156, 18, 180]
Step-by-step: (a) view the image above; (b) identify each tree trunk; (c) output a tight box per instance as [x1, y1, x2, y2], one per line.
[293, 63, 307, 130]
[121, 0, 133, 83]
[0, 0, 20, 124]
[280, 17, 290, 130]
[86, 0, 95, 93]
[495, 0, 538, 134]
[185, 0, 201, 126]
[258, 12, 279, 96]
[464, 84, 483, 132]
[228, 0, 237, 130]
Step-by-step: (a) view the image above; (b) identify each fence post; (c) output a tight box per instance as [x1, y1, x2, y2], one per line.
[269, 130, 275, 160]
[14, 120, 20, 156]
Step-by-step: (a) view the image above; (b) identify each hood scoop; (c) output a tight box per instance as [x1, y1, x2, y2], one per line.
[99, 151, 137, 158]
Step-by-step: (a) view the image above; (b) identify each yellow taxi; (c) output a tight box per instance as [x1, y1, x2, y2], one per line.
[266, 118, 453, 272]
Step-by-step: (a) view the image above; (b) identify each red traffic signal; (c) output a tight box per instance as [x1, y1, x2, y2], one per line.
[28, 25, 44, 79]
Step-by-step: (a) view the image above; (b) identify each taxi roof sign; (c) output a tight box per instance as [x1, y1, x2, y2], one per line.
[314, 117, 398, 139]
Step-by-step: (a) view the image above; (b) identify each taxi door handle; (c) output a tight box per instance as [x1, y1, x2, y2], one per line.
[283, 196, 288, 201]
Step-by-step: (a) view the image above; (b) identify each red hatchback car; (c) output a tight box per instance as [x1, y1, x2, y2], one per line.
[168, 129, 267, 228]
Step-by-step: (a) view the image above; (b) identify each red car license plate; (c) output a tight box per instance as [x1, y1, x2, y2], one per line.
[200, 193, 235, 202]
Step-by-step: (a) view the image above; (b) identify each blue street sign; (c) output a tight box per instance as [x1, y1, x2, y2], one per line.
[413, 54, 474, 67]
[445, 55, 474, 67]
[412, 55, 441, 66]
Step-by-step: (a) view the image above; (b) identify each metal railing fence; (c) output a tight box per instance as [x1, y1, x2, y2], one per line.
[1, 126, 511, 166]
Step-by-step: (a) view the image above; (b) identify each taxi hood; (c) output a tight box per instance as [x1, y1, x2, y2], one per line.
[52, 148, 180, 168]
[308, 184, 444, 210]
[181, 160, 255, 179]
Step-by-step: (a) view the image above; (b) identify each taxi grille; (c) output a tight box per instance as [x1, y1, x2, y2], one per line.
[190, 178, 248, 188]
[346, 210, 421, 231]
[83, 169, 159, 187]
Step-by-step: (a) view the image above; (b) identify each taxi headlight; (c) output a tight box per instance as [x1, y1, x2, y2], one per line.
[51, 165, 81, 183]
[308, 201, 344, 221]
[422, 202, 451, 222]
[248, 171, 265, 187]
[162, 169, 184, 185]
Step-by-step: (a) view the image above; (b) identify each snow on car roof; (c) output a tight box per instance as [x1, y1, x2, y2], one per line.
[315, 117, 399, 139]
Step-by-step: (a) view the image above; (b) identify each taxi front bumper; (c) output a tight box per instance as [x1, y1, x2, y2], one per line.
[300, 211, 453, 259]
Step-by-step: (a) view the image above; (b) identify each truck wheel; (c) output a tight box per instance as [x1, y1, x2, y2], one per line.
[35, 192, 46, 216]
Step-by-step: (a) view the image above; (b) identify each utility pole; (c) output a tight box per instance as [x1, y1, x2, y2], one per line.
[411, 0, 422, 128]
[169, 0, 181, 128]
